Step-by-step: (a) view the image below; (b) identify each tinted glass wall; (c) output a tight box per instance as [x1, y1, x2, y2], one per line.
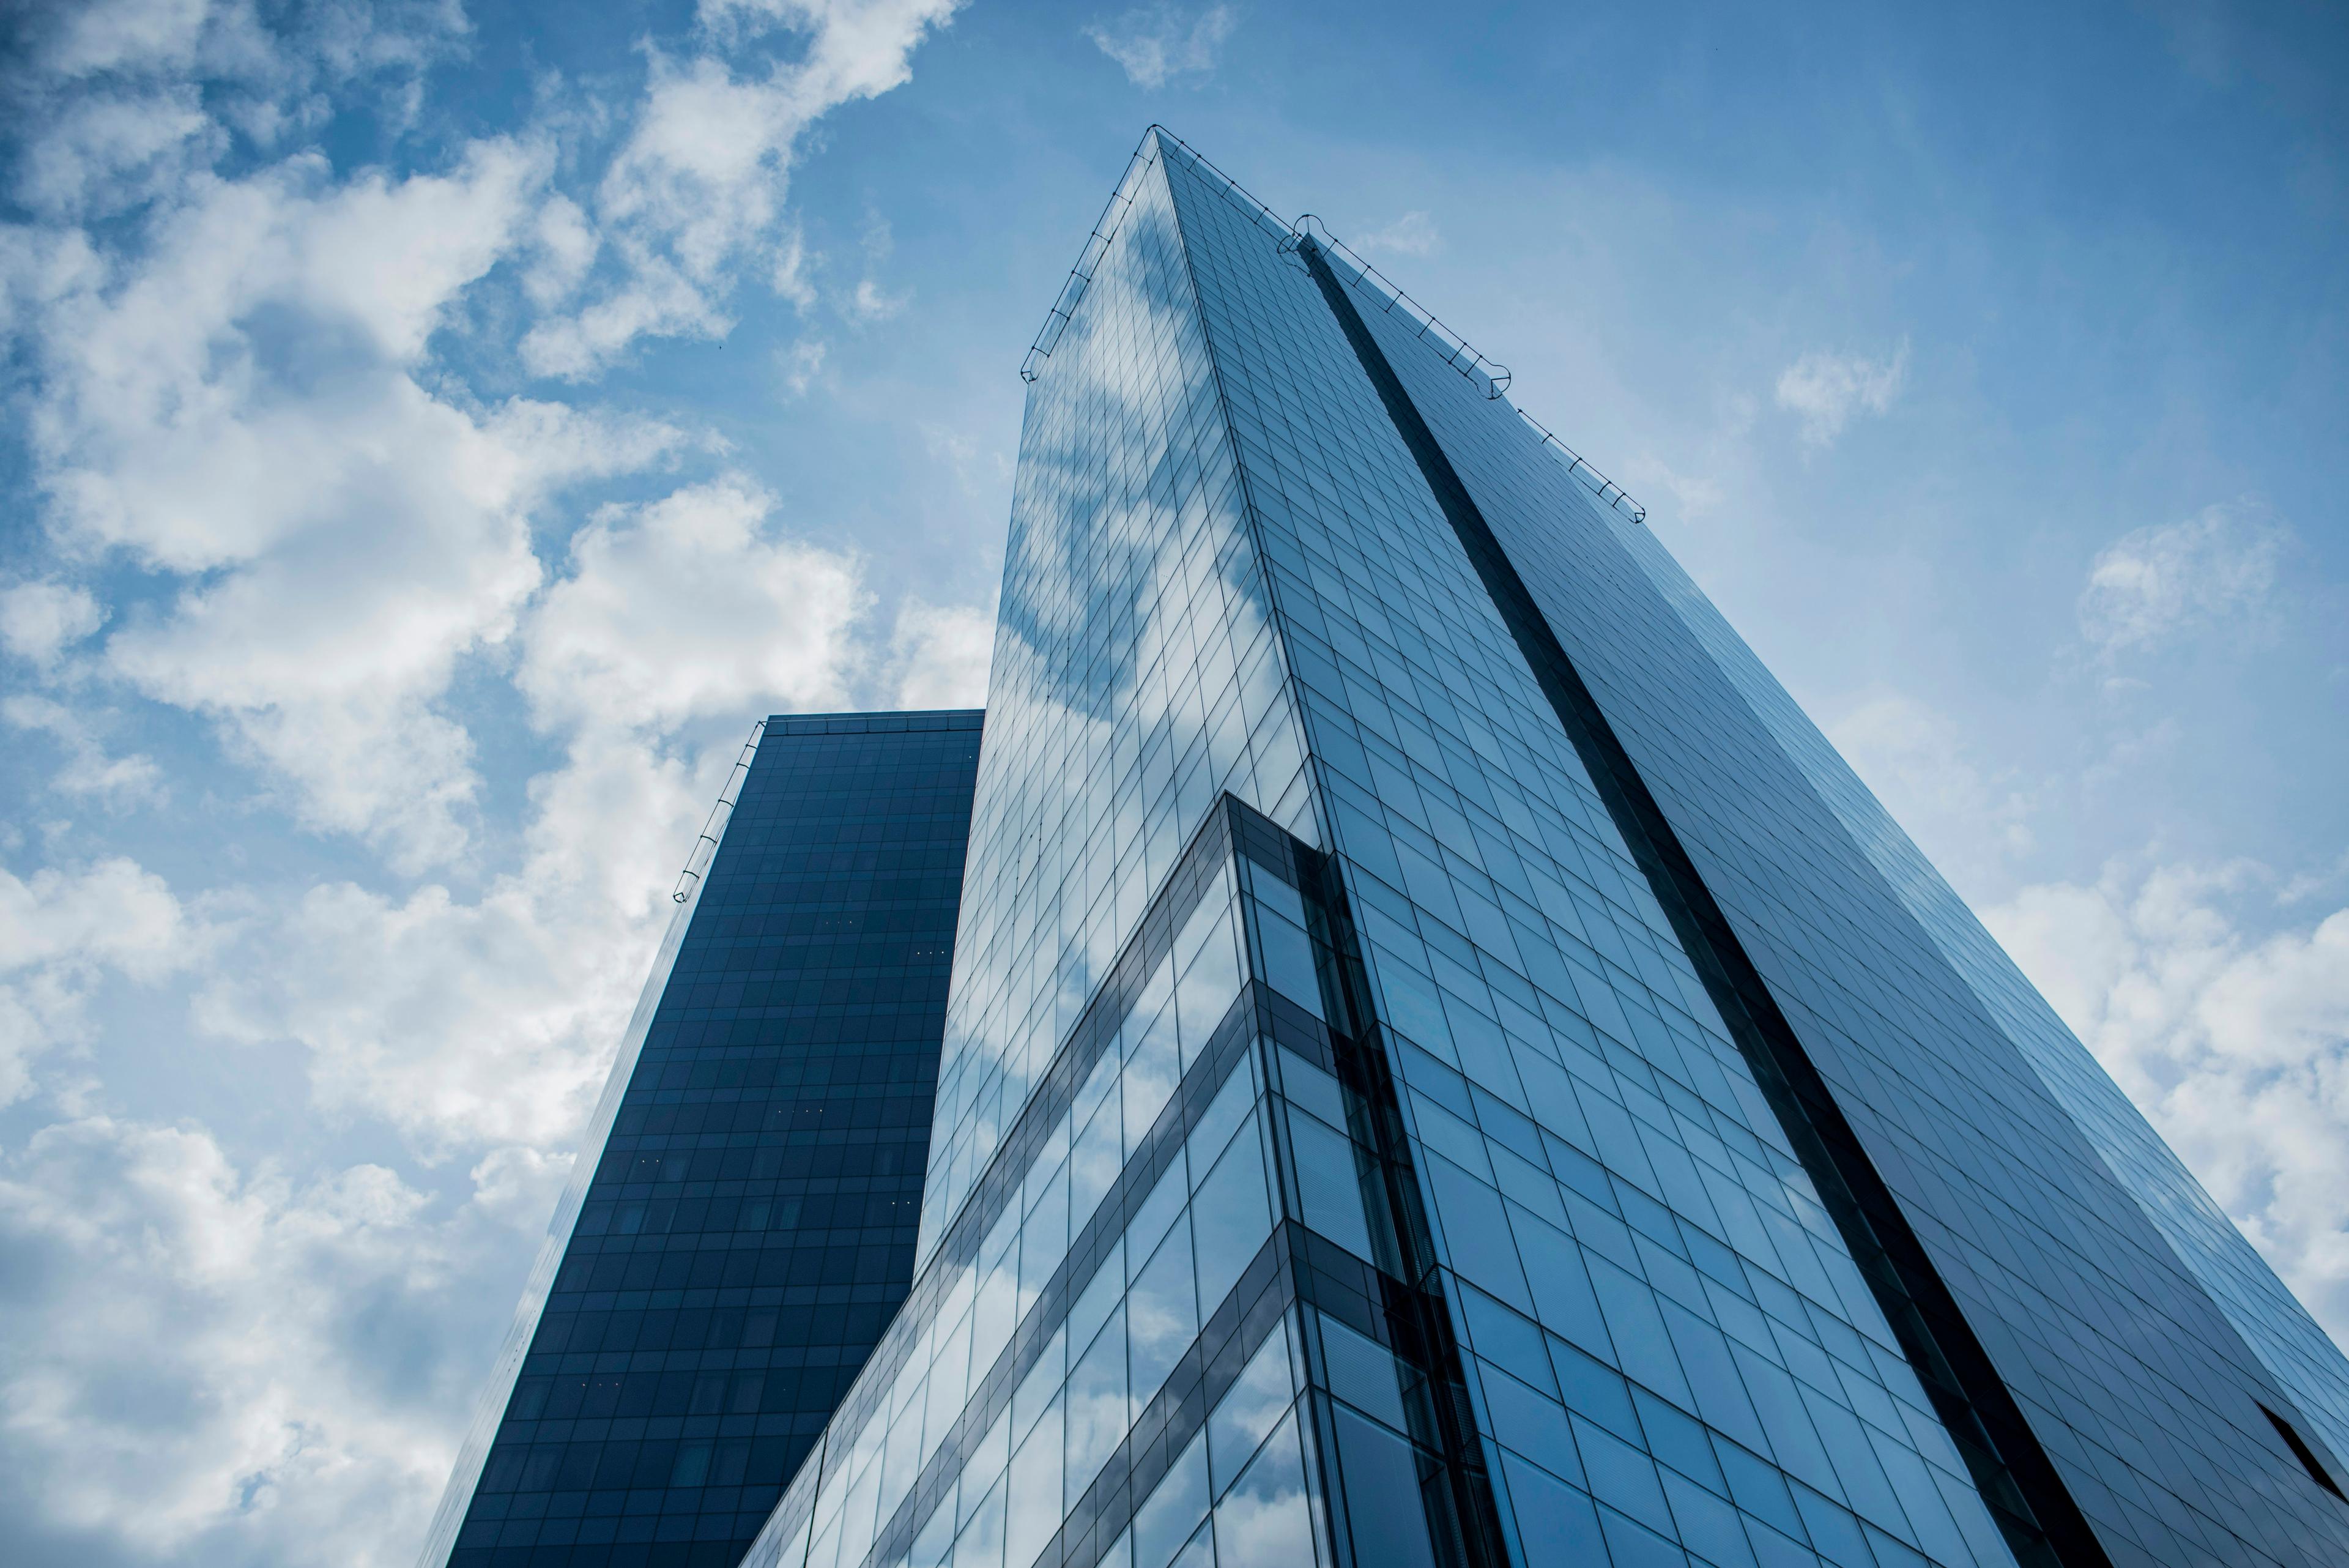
[1151, 142, 2027, 1568]
[453, 124, 2349, 1568]
[1322, 199, 2349, 1568]
[437, 710, 982, 1568]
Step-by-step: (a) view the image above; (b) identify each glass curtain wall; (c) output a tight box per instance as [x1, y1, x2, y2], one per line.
[725, 125, 2349, 1568]
[428, 712, 981, 1568]
[1152, 139, 2021, 1568]
[1326, 210, 2349, 1568]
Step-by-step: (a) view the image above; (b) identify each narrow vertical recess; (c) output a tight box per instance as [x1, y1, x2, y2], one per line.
[1297, 239, 2110, 1568]
[1290, 833, 1514, 1568]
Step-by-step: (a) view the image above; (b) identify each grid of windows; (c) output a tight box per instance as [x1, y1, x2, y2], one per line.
[1151, 138, 2018, 1568]
[1598, 504, 2349, 1484]
[442, 712, 982, 1568]
[737, 798, 1291, 1568]
[437, 125, 2349, 1568]
[916, 143, 1314, 1265]
[1335, 215, 2349, 1566]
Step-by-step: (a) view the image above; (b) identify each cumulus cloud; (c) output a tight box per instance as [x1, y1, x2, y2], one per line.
[1083, 2, 1237, 88]
[0, 856, 202, 1105]
[0, 2, 962, 1561]
[93, 390, 680, 872]
[1355, 210, 1438, 258]
[2077, 500, 2286, 660]
[888, 598, 995, 708]
[192, 454, 870, 1151]
[28, 0, 216, 81]
[31, 138, 551, 567]
[2, 696, 168, 811]
[0, 580, 106, 666]
[198, 869, 644, 1157]
[520, 478, 866, 734]
[10, 83, 216, 218]
[12, 125, 699, 870]
[0, 1114, 494, 1566]
[522, 0, 963, 376]
[11, 0, 470, 216]
[191, 721, 725, 1157]
[1774, 338, 1909, 447]
[1987, 860, 2349, 1347]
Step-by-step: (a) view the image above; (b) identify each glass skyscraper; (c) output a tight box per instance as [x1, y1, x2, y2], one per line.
[423, 711, 984, 1568]
[429, 128, 2349, 1568]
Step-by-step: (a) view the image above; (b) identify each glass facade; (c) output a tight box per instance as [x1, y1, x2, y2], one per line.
[424, 711, 983, 1568]
[437, 127, 2349, 1568]
[1325, 216, 2349, 1568]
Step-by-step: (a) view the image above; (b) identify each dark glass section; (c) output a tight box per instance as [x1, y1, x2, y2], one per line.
[1325, 180, 2349, 1565]
[2262, 1408, 2345, 1501]
[1296, 236, 2092, 1568]
[447, 710, 982, 1568]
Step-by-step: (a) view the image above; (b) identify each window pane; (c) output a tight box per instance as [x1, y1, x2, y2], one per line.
[1214, 1412, 1316, 1568]
[1331, 1405, 1438, 1568]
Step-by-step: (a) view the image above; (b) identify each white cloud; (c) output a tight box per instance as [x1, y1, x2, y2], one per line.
[181, 466, 871, 1152]
[96, 392, 678, 872]
[523, 0, 963, 376]
[192, 726, 716, 1156]
[840, 209, 907, 322]
[771, 220, 818, 309]
[847, 273, 907, 322]
[1356, 210, 1438, 258]
[466, 1142, 575, 1231]
[2077, 500, 2285, 660]
[0, 580, 106, 666]
[888, 598, 995, 708]
[521, 192, 598, 308]
[0, 856, 194, 985]
[1083, 2, 1237, 88]
[196, 872, 635, 1156]
[520, 477, 866, 735]
[10, 84, 216, 218]
[0, 3, 970, 1559]
[15, 0, 470, 198]
[0, 1113, 492, 1566]
[781, 335, 829, 394]
[30, 0, 212, 80]
[0, 856, 202, 1105]
[1773, 338, 1909, 447]
[1987, 860, 2349, 1348]
[1630, 451, 1726, 519]
[28, 140, 551, 567]
[10, 131, 701, 872]
[2, 696, 168, 811]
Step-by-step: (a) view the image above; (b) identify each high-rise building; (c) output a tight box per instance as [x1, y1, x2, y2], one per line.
[421, 711, 984, 1568]
[431, 127, 2349, 1568]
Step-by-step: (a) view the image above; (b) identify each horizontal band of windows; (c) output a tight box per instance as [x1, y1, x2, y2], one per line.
[858, 1006, 1268, 1564]
[530, 1294, 913, 1359]
[1022, 1228, 1294, 1568]
[518, 1324, 911, 1381]
[798, 799, 1250, 1468]
[760, 710, 981, 735]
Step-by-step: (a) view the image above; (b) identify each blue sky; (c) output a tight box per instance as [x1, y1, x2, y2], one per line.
[0, 1, 2343, 1562]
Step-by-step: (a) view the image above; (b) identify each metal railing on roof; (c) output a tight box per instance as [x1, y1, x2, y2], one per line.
[1019, 138, 1153, 383]
[1280, 219, 1645, 524]
[1019, 126, 1292, 384]
[1019, 126, 1647, 526]
[1279, 215, 1515, 399]
[672, 718, 765, 904]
